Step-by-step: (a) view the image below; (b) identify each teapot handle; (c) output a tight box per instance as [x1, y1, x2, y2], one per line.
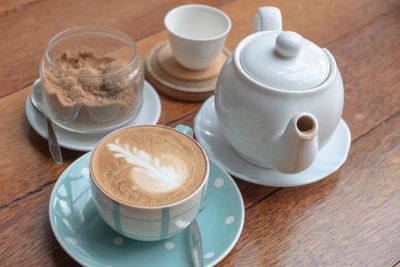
[253, 7, 282, 33]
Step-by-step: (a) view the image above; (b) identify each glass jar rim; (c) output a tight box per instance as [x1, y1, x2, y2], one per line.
[43, 24, 139, 78]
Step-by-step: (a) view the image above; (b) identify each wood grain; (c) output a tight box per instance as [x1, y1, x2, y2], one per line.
[332, 10, 400, 139]
[0, 88, 83, 206]
[219, 113, 400, 267]
[0, 0, 231, 97]
[0, 0, 400, 265]
[1, 0, 399, 97]
[0, 0, 41, 14]
[0, 113, 398, 266]
[2, 0, 399, 208]
[0, 186, 80, 266]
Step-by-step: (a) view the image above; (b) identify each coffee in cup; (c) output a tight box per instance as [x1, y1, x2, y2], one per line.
[91, 125, 207, 206]
[90, 125, 209, 241]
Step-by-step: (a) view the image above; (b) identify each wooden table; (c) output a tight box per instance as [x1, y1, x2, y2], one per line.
[1, 0, 399, 266]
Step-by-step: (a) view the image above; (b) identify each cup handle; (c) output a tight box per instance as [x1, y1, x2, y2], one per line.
[175, 124, 194, 138]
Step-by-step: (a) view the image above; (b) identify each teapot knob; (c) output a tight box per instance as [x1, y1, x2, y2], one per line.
[275, 31, 303, 58]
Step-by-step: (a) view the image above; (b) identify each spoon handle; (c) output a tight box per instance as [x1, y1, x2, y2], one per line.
[46, 118, 63, 165]
[189, 219, 204, 267]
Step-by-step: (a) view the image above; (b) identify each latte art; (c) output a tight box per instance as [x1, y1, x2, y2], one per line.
[90, 125, 207, 207]
[107, 139, 188, 193]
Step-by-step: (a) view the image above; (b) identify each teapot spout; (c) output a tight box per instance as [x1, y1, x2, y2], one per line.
[274, 113, 319, 173]
[253, 7, 282, 33]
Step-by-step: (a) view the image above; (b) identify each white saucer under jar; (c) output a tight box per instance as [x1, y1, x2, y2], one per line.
[40, 25, 145, 134]
[26, 79, 161, 151]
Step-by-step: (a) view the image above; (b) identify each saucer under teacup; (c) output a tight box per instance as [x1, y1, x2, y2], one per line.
[25, 79, 161, 151]
[49, 153, 244, 267]
[194, 96, 351, 187]
[145, 40, 230, 101]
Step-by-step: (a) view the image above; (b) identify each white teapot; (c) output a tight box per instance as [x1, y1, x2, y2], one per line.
[215, 7, 344, 174]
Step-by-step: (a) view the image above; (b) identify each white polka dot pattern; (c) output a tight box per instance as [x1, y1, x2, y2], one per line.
[165, 242, 175, 250]
[225, 216, 235, 225]
[204, 252, 215, 259]
[81, 167, 90, 177]
[214, 177, 224, 187]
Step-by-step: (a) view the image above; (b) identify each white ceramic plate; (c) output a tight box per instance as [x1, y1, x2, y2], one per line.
[26, 79, 161, 151]
[194, 96, 351, 187]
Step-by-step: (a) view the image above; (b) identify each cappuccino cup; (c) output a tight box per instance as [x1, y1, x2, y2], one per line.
[89, 124, 209, 241]
[164, 4, 231, 70]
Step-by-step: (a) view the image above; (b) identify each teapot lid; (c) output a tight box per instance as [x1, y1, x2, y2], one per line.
[241, 31, 330, 91]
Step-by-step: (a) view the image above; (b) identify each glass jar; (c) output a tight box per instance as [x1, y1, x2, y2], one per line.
[40, 25, 144, 133]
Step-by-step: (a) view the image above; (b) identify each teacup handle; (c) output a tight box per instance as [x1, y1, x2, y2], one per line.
[175, 124, 194, 138]
[253, 6, 282, 33]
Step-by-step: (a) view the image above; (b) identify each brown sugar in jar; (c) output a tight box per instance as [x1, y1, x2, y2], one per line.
[41, 49, 144, 133]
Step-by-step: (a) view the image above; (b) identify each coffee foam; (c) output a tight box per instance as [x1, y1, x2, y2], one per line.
[91, 126, 207, 207]
[107, 140, 188, 193]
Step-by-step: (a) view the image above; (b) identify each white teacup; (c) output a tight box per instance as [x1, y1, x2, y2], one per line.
[164, 4, 231, 70]
[90, 124, 209, 241]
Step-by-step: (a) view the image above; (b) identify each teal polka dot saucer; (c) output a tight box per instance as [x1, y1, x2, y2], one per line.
[49, 153, 244, 267]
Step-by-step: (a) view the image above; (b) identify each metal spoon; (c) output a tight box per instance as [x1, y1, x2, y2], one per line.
[30, 80, 63, 164]
[189, 196, 207, 267]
